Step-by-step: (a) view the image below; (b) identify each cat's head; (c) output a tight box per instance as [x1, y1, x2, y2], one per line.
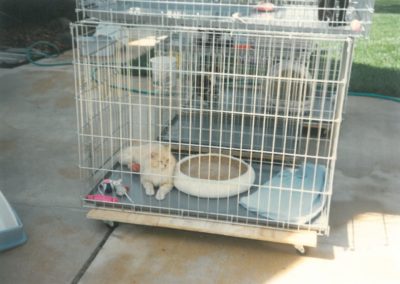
[150, 145, 173, 170]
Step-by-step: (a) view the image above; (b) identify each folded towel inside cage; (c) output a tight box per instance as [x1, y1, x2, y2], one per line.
[239, 163, 327, 224]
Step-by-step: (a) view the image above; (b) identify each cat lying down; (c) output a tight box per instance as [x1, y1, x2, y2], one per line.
[120, 143, 176, 200]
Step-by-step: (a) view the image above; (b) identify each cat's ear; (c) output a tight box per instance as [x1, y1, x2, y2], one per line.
[151, 151, 158, 159]
[164, 144, 171, 152]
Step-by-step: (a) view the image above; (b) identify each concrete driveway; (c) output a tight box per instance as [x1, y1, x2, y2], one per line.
[0, 54, 399, 284]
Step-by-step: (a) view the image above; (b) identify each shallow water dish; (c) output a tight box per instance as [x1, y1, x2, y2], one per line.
[0, 190, 27, 251]
[174, 154, 255, 198]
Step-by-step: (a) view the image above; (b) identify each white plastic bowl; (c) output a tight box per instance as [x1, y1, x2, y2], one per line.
[174, 154, 255, 198]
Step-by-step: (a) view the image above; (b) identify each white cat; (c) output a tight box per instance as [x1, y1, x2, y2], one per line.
[119, 143, 176, 200]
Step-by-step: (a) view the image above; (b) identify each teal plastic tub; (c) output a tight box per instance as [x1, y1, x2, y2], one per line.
[0, 191, 27, 252]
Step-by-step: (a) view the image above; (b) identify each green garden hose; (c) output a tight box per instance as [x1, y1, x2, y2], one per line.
[26, 41, 72, 66]
[348, 91, 400, 103]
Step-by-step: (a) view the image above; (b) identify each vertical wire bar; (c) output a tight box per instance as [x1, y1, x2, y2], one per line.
[285, 38, 297, 227]
[303, 38, 321, 230]
[246, 34, 259, 225]
[166, 28, 171, 214]
[264, 35, 276, 228]
[237, 33, 251, 222]
[252, 35, 266, 226]
[294, 38, 310, 231]
[181, 30, 187, 216]
[116, 28, 124, 187]
[187, 28, 195, 215]
[274, 37, 286, 228]
[86, 24, 96, 178]
[195, 28, 205, 218]
[243, 34, 254, 224]
[217, 28, 228, 221]
[206, 30, 217, 219]
[224, 29, 239, 222]
[299, 38, 314, 231]
[156, 30, 162, 207]
[72, 24, 83, 199]
[144, 28, 150, 204]
[176, 29, 184, 217]
[131, 27, 139, 208]
[125, 27, 132, 206]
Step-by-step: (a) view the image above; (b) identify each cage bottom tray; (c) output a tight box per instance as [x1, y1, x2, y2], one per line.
[84, 162, 328, 230]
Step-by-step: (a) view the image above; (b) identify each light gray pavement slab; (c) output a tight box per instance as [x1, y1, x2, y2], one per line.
[0, 54, 109, 284]
[1, 52, 399, 284]
[0, 205, 108, 284]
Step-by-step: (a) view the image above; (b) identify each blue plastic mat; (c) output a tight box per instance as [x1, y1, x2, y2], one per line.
[239, 163, 327, 224]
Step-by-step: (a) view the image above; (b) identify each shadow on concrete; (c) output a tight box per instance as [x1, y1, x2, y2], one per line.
[78, 224, 318, 284]
[326, 95, 400, 252]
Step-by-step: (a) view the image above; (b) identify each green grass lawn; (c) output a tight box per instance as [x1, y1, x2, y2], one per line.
[350, 0, 400, 97]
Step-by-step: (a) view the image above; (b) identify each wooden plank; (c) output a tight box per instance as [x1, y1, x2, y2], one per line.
[87, 209, 317, 247]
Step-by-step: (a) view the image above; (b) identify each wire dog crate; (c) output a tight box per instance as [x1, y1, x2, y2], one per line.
[72, 0, 373, 253]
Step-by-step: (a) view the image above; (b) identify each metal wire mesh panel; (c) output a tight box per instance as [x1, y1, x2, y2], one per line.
[76, 0, 375, 37]
[72, 22, 353, 235]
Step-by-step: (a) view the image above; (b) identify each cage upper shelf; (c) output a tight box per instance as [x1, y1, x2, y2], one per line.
[77, 0, 375, 38]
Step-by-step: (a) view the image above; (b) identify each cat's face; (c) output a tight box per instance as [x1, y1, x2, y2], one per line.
[150, 150, 172, 170]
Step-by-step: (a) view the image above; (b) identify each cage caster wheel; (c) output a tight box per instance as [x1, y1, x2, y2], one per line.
[103, 220, 118, 228]
[294, 244, 306, 255]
